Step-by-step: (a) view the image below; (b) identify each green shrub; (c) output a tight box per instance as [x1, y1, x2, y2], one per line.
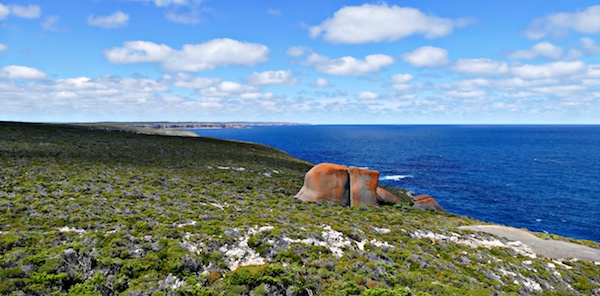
[0, 267, 25, 279]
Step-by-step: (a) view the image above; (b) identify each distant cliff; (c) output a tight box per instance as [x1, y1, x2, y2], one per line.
[84, 121, 313, 129]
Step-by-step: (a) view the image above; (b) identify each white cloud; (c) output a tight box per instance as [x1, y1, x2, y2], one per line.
[0, 4, 10, 20]
[219, 81, 243, 92]
[105, 41, 173, 63]
[41, 16, 61, 31]
[313, 77, 330, 87]
[199, 81, 273, 100]
[0, 44, 7, 52]
[88, 11, 129, 29]
[247, 70, 297, 85]
[511, 61, 586, 79]
[267, 8, 281, 16]
[357, 91, 379, 99]
[139, 0, 203, 23]
[580, 38, 600, 55]
[1, 4, 41, 20]
[104, 38, 269, 72]
[525, 5, 600, 39]
[152, 0, 189, 7]
[310, 3, 472, 44]
[510, 42, 564, 60]
[0, 75, 174, 121]
[586, 65, 600, 77]
[0, 65, 47, 80]
[0, 72, 298, 122]
[390, 74, 413, 91]
[286, 46, 309, 57]
[446, 90, 486, 98]
[392, 74, 413, 84]
[455, 78, 491, 90]
[9, 4, 41, 19]
[165, 9, 200, 24]
[402, 46, 449, 68]
[301, 52, 394, 76]
[454, 58, 508, 75]
[161, 73, 220, 89]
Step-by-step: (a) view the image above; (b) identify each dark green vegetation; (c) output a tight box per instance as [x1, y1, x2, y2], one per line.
[1, 122, 599, 295]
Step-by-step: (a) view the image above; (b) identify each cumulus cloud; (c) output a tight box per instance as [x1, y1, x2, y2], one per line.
[1, 4, 41, 20]
[139, 0, 203, 23]
[0, 4, 8, 20]
[0, 72, 294, 122]
[580, 38, 600, 55]
[105, 41, 172, 64]
[390, 74, 413, 91]
[511, 61, 586, 79]
[0, 44, 7, 52]
[0, 65, 47, 80]
[165, 9, 200, 24]
[161, 73, 220, 89]
[402, 46, 449, 68]
[313, 77, 330, 87]
[288, 47, 394, 76]
[454, 58, 509, 75]
[510, 42, 564, 60]
[42, 16, 62, 31]
[88, 11, 129, 29]
[0, 75, 172, 121]
[455, 78, 491, 90]
[153, 0, 189, 7]
[247, 70, 297, 85]
[392, 74, 413, 84]
[299, 51, 394, 76]
[9, 4, 41, 19]
[525, 5, 600, 39]
[357, 91, 379, 99]
[104, 38, 269, 72]
[310, 3, 472, 44]
[446, 90, 486, 98]
[200, 81, 272, 100]
[286, 46, 310, 57]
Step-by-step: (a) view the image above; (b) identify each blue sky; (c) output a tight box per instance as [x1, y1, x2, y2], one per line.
[2, 1, 600, 124]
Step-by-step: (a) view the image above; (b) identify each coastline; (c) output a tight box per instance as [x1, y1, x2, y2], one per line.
[1, 121, 599, 295]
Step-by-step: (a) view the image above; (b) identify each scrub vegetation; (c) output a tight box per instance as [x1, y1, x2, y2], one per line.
[1, 122, 599, 295]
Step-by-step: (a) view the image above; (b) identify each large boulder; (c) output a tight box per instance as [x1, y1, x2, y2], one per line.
[412, 194, 445, 212]
[376, 187, 402, 204]
[295, 163, 405, 207]
[295, 163, 350, 206]
[348, 166, 379, 206]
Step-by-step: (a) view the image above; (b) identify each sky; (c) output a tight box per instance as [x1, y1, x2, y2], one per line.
[2, 1, 600, 124]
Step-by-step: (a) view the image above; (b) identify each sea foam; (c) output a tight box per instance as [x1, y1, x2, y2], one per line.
[379, 175, 413, 181]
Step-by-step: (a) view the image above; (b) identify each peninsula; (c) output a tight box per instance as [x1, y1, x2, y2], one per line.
[1, 122, 598, 295]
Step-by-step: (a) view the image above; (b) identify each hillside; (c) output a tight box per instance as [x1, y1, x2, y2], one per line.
[0, 122, 599, 295]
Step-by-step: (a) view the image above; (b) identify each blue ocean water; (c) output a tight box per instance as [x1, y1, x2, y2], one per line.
[192, 125, 600, 242]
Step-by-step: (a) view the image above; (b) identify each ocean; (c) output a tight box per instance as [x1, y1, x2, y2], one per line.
[192, 125, 600, 243]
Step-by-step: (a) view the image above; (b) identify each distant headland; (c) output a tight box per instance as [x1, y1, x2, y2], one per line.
[77, 121, 313, 130]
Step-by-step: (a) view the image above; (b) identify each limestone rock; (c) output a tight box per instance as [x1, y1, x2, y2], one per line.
[376, 187, 402, 204]
[412, 194, 445, 212]
[348, 166, 379, 206]
[295, 163, 350, 206]
[295, 163, 405, 207]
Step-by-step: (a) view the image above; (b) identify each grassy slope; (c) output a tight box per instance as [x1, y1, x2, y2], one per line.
[0, 122, 598, 296]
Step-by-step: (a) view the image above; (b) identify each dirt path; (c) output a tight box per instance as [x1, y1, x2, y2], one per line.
[459, 225, 600, 262]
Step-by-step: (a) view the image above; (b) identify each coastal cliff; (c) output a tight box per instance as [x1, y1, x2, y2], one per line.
[1, 122, 598, 295]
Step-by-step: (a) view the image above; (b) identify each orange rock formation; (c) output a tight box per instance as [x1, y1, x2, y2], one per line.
[295, 163, 444, 211]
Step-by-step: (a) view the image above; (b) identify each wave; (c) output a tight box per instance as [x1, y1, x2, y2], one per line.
[379, 175, 414, 181]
